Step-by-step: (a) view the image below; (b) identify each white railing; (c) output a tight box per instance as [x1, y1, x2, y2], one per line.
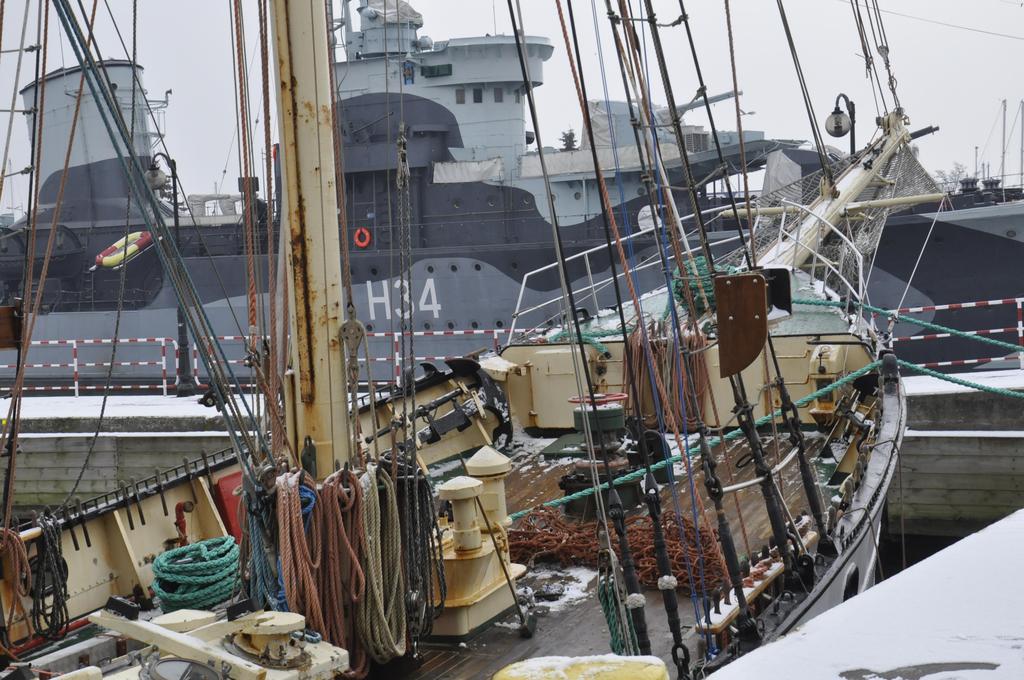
[774, 199, 866, 305]
[506, 205, 744, 340]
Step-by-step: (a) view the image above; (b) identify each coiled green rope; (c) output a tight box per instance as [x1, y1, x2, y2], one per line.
[152, 536, 239, 612]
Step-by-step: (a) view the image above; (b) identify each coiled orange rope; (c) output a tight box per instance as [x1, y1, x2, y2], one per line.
[275, 471, 325, 633]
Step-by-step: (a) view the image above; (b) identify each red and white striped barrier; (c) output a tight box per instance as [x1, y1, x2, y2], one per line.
[915, 354, 1019, 369]
[889, 296, 1024, 369]
[1, 329, 504, 395]
[893, 297, 1024, 315]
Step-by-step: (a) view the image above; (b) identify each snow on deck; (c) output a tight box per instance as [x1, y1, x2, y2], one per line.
[903, 368, 1024, 396]
[713, 509, 1024, 679]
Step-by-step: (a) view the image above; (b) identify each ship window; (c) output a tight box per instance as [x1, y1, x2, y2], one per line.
[515, 89, 521, 103]
[494, 87, 503, 103]
[421, 64, 452, 78]
[455, 88, 465, 104]
[473, 88, 483, 103]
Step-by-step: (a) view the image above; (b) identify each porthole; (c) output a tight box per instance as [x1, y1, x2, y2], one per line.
[574, 191, 582, 200]
[636, 186, 645, 196]
[424, 322, 431, 330]
[453, 200, 461, 209]
[370, 267, 378, 276]
[366, 324, 374, 332]
[447, 321, 455, 330]
[471, 321, 479, 329]
[522, 196, 530, 206]
[511, 262, 518, 270]
[496, 320, 504, 328]
[487, 197, 496, 207]
[1008, 230, 1017, 238]
[474, 263, 482, 271]
[450, 264, 458, 272]
[427, 265, 434, 273]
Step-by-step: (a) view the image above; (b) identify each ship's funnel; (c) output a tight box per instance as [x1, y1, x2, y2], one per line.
[20, 60, 153, 220]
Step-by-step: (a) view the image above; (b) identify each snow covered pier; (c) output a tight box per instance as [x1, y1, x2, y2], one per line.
[888, 369, 1024, 537]
[8, 396, 233, 508]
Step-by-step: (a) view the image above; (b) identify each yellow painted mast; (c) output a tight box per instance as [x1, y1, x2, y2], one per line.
[269, 0, 351, 474]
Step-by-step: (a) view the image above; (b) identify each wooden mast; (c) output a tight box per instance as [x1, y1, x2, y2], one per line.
[269, 0, 351, 473]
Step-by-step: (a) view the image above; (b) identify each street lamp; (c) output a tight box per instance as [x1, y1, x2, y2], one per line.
[825, 93, 856, 156]
[147, 152, 194, 397]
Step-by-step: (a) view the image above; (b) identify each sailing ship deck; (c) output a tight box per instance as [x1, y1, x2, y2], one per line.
[412, 432, 831, 678]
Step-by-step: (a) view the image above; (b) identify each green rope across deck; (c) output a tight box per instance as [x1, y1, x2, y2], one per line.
[510, 298, 1024, 521]
[793, 298, 1024, 356]
[508, 361, 881, 521]
[152, 536, 239, 612]
[896, 359, 1024, 399]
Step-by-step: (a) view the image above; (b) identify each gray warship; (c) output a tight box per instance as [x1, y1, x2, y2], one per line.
[0, 0, 798, 388]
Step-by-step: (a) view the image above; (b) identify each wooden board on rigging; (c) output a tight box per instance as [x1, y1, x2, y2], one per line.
[714, 272, 768, 378]
[0, 306, 21, 349]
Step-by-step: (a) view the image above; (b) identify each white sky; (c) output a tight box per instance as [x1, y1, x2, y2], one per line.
[1, 0, 1023, 216]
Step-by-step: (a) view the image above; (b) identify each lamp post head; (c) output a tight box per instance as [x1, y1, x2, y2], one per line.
[825, 107, 852, 138]
[145, 162, 168, 191]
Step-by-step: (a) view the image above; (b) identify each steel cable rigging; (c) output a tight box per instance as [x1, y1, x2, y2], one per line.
[507, 0, 656, 657]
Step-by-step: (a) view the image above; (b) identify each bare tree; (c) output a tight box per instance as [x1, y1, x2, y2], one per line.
[934, 162, 968, 192]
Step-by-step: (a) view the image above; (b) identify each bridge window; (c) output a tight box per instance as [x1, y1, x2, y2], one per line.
[421, 64, 452, 78]
[473, 88, 483, 103]
[494, 87, 503, 103]
[455, 88, 465, 104]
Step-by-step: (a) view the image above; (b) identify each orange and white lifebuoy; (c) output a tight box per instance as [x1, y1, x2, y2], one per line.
[353, 227, 372, 249]
[94, 230, 154, 268]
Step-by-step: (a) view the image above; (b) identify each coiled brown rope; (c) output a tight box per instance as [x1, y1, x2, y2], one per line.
[276, 471, 325, 634]
[0, 528, 31, 643]
[320, 469, 368, 678]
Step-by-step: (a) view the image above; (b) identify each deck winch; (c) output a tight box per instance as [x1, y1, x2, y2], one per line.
[557, 394, 643, 519]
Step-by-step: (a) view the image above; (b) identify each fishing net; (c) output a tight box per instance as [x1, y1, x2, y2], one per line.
[508, 507, 730, 595]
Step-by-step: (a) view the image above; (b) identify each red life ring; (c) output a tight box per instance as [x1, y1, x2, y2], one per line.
[353, 227, 372, 248]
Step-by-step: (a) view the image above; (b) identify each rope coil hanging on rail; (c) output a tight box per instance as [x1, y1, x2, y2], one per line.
[355, 466, 406, 664]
